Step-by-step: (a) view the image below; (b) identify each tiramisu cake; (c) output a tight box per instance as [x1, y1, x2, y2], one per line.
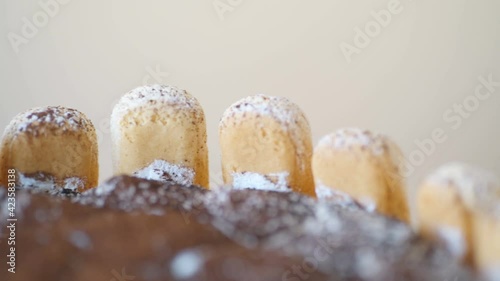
[0, 88, 497, 281]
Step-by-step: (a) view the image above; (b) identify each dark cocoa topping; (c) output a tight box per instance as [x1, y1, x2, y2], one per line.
[0, 176, 475, 281]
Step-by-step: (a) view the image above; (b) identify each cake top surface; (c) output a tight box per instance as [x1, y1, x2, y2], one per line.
[316, 128, 390, 156]
[0, 188, 330, 281]
[219, 94, 310, 131]
[426, 162, 500, 215]
[4, 106, 95, 137]
[111, 84, 203, 119]
[0, 175, 474, 281]
[75, 175, 207, 213]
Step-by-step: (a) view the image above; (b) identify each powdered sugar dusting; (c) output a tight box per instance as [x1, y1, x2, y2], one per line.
[170, 249, 204, 279]
[18, 172, 58, 193]
[61, 175, 468, 281]
[75, 175, 207, 217]
[202, 188, 317, 248]
[436, 226, 467, 258]
[68, 230, 93, 251]
[357, 198, 377, 213]
[63, 178, 84, 191]
[111, 85, 202, 122]
[303, 203, 343, 235]
[315, 183, 365, 210]
[317, 128, 389, 156]
[356, 249, 383, 279]
[201, 186, 416, 274]
[18, 171, 84, 195]
[220, 95, 307, 129]
[426, 162, 500, 214]
[92, 181, 117, 197]
[232, 171, 291, 192]
[219, 94, 311, 171]
[6, 106, 94, 137]
[134, 160, 195, 186]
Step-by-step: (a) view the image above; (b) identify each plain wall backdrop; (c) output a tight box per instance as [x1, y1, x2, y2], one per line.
[1, 0, 499, 202]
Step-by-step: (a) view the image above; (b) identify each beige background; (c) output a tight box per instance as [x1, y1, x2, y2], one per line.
[1, 0, 499, 200]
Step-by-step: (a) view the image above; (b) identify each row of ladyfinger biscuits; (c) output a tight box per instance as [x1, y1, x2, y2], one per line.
[0, 84, 499, 273]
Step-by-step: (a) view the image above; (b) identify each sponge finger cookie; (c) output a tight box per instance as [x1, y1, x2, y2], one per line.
[416, 162, 500, 267]
[110, 85, 208, 187]
[219, 94, 315, 196]
[312, 128, 409, 221]
[0, 106, 98, 193]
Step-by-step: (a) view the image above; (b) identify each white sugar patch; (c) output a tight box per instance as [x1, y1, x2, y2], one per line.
[63, 178, 84, 191]
[317, 128, 387, 155]
[357, 197, 377, 213]
[426, 162, 500, 212]
[18, 171, 84, 195]
[221, 95, 304, 128]
[92, 181, 117, 196]
[170, 249, 204, 279]
[315, 183, 357, 207]
[356, 249, 382, 279]
[18, 172, 57, 192]
[303, 203, 342, 235]
[68, 230, 93, 251]
[436, 226, 467, 259]
[134, 160, 195, 186]
[316, 182, 376, 212]
[232, 171, 291, 192]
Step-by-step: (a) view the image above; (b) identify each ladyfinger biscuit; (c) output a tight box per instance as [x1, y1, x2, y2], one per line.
[111, 85, 208, 187]
[0, 106, 98, 193]
[219, 94, 315, 196]
[416, 163, 500, 266]
[312, 128, 409, 221]
[473, 199, 500, 280]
